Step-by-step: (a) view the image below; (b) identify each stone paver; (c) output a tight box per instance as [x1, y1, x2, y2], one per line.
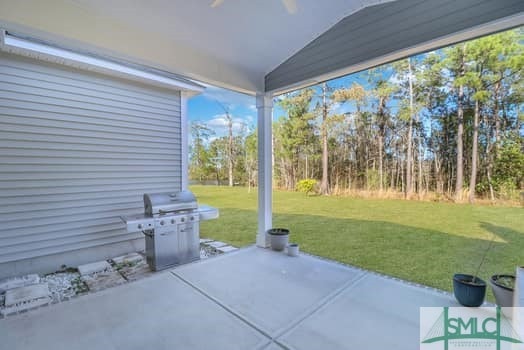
[4, 283, 51, 306]
[81, 271, 126, 292]
[1, 283, 52, 315]
[217, 245, 238, 253]
[112, 253, 144, 265]
[0, 274, 40, 293]
[77, 261, 112, 276]
[200, 238, 214, 243]
[117, 262, 152, 282]
[208, 241, 228, 248]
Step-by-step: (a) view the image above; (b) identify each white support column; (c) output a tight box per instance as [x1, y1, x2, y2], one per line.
[256, 92, 273, 247]
[180, 91, 189, 191]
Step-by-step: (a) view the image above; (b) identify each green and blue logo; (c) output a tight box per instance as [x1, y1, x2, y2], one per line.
[421, 307, 523, 350]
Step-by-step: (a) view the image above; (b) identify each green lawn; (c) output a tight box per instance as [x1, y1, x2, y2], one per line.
[192, 185, 523, 297]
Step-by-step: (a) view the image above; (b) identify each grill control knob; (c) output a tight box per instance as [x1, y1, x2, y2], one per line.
[181, 217, 185, 223]
[160, 220, 165, 226]
[190, 216, 194, 221]
[171, 219, 175, 224]
[138, 224, 143, 229]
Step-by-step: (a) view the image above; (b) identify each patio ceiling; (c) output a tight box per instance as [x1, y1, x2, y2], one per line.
[2, 0, 521, 95]
[0, 0, 391, 94]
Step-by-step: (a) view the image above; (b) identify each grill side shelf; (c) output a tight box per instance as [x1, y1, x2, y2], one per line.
[120, 214, 155, 232]
[197, 205, 219, 221]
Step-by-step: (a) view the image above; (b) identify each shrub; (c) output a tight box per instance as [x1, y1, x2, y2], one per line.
[296, 179, 317, 195]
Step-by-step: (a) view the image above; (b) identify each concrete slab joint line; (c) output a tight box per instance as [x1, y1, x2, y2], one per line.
[271, 272, 369, 341]
[170, 264, 367, 346]
[169, 271, 273, 340]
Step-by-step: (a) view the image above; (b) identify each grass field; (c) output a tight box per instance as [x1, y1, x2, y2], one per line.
[192, 185, 523, 297]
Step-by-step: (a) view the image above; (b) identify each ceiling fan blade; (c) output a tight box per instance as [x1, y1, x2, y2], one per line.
[210, 0, 224, 8]
[281, 0, 298, 14]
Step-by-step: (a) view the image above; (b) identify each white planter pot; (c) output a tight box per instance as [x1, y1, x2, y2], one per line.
[287, 243, 299, 257]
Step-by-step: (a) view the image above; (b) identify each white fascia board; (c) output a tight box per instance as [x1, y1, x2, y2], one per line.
[0, 30, 205, 96]
[267, 13, 524, 96]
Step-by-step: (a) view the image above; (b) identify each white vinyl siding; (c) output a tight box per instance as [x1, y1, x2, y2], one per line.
[0, 52, 182, 264]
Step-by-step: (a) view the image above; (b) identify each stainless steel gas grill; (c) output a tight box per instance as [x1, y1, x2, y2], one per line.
[121, 190, 218, 271]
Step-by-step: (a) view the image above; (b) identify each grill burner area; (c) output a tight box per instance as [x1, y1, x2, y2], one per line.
[121, 190, 218, 271]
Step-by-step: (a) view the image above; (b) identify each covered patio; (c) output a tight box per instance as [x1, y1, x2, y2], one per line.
[0, 1, 523, 349]
[0, 247, 459, 350]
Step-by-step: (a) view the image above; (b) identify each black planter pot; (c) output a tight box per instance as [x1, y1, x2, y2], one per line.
[453, 273, 486, 307]
[490, 274, 515, 307]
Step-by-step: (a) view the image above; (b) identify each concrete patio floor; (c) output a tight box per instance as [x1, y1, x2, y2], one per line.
[0, 246, 459, 350]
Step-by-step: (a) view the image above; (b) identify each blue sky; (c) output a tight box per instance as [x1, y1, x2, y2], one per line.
[188, 85, 257, 139]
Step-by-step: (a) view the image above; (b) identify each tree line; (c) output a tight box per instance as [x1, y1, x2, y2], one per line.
[190, 29, 523, 203]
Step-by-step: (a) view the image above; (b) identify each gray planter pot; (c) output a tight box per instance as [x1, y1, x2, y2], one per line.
[267, 228, 289, 251]
[490, 274, 515, 307]
[287, 243, 299, 257]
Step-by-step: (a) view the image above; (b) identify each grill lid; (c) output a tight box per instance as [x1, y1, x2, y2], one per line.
[144, 190, 197, 216]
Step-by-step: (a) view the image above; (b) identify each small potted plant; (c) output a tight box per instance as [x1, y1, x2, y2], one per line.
[490, 274, 515, 307]
[453, 235, 495, 307]
[453, 274, 487, 307]
[267, 228, 289, 251]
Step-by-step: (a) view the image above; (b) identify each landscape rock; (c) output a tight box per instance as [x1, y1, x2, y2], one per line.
[0, 274, 40, 293]
[199, 238, 214, 243]
[77, 261, 112, 276]
[41, 272, 80, 302]
[200, 245, 221, 259]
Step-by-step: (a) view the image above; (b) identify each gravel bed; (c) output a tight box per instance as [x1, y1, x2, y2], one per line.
[200, 244, 222, 259]
[0, 243, 225, 317]
[41, 272, 84, 303]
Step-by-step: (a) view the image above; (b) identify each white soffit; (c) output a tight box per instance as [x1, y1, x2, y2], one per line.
[0, 31, 204, 96]
[0, 0, 394, 94]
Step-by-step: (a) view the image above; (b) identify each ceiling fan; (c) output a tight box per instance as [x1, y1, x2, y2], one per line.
[210, 0, 298, 14]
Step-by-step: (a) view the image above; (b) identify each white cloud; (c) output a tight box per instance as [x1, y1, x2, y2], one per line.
[206, 114, 253, 136]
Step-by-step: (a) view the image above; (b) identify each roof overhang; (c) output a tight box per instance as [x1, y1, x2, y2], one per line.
[266, 0, 524, 94]
[0, 0, 522, 96]
[0, 30, 204, 96]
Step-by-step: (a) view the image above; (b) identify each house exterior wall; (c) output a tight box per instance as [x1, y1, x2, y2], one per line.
[265, 0, 524, 92]
[0, 52, 183, 278]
